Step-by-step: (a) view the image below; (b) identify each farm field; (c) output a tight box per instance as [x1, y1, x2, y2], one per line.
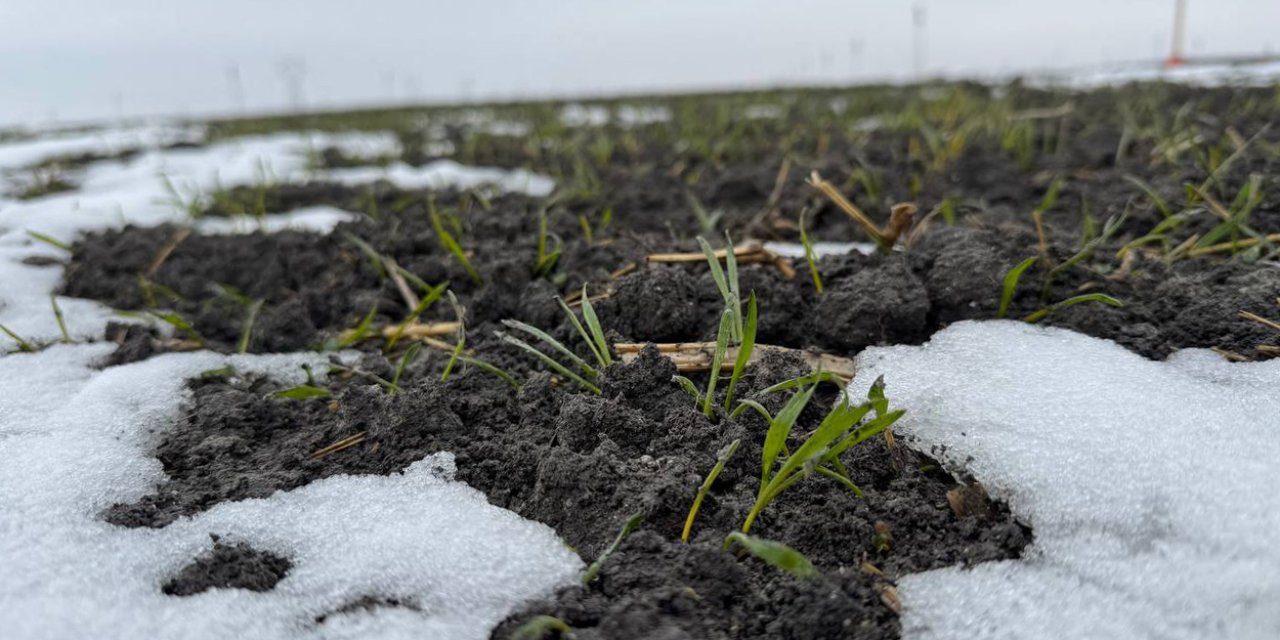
[2, 78, 1279, 640]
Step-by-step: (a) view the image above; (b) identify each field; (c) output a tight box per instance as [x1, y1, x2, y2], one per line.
[2, 79, 1279, 639]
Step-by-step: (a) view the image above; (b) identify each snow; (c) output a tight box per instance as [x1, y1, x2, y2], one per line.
[763, 240, 877, 259]
[1039, 60, 1280, 89]
[0, 128, 555, 346]
[322, 160, 555, 197]
[849, 321, 1280, 640]
[0, 125, 579, 638]
[0, 347, 581, 640]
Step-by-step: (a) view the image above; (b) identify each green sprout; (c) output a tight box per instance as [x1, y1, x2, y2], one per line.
[508, 615, 572, 640]
[1, 324, 37, 353]
[799, 209, 823, 293]
[429, 197, 482, 286]
[581, 512, 643, 585]
[26, 230, 72, 252]
[997, 257, 1038, 319]
[697, 235, 743, 343]
[386, 282, 449, 350]
[441, 291, 466, 382]
[723, 532, 816, 579]
[999, 257, 1124, 322]
[739, 377, 904, 534]
[388, 342, 422, 394]
[337, 305, 379, 349]
[273, 385, 332, 400]
[532, 208, 561, 278]
[501, 290, 613, 393]
[682, 438, 741, 543]
[50, 296, 71, 343]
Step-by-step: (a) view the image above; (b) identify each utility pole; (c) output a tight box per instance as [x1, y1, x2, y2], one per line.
[1166, 0, 1187, 68]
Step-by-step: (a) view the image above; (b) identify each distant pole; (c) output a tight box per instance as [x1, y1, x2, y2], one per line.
[226, 64, 245, 113]
[1166, 0, 1187, 68]
[912, 3, 927, 79]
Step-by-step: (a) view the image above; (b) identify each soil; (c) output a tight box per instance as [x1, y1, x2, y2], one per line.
[162, 537, 292, 596]
[42, 82, 1280, 638]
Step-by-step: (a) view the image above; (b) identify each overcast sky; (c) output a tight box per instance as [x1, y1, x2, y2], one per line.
[1, 0, 1277, 126]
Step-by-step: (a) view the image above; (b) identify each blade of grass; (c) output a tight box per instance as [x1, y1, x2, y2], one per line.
[1024, 293, 1123, 322]
[998, 257, 1037, 318]
[26, 230, 72, 252]
[582, 512, 643, 584]
[1, 324, 37, 353]
[722, 532, 816, 578]
[703, 310, 733, 417]
[683, 438, 741, 542]
[236, 299, 264, 354]
[723, 292, 757, 412]
[499, 332, 601, 394]
[501, 319, 598, 378]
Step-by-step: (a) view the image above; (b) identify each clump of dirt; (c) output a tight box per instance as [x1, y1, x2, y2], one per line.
[162, 537, 291, 596]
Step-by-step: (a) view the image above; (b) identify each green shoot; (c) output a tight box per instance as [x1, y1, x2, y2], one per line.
[1042, 210, 1128, 297]
[556, 287, 612, 370]
[1126, 175, 1171, 218]
[441, 291, 466, 382]
[532, 208, 561, 278]
[702, 310, 733, 417]
[741, 379, 904, 534]
[756, 370, 846, 395]
[26, 230, 72, 252]
[1, 324, 37, 353]
[498, 323, 602, 395]
[683, 438, 741, 542]
[236, 299, 265, 354]
[581, 512, 643, 584]
[337, 305, 379, 348]
[341, 232, 387, 280]
[1035, 177, 1064, 215]
[508, 615, 572, 640]
[455, 355, 521, 389]
[722, 292, 757, 412]
[149, 311, 203, 344]
[722, 532, 816, 579]
[998, 257, 1038, 318]
[386, 282, 449, 350]
[686, 192, 722, 234]
[798, 209, 823, 293]
[1024, 293, 1123, 323]
[273, 385, 331, 400]
[429, 198, 482, 286]
[50, 296, 70, 343]
[388, 342, 422, 394]
[697, 235, 742, 343]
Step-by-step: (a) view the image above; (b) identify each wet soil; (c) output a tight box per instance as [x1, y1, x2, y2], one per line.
[47, 83, 1280, 637]
[162, 537, 291, 596]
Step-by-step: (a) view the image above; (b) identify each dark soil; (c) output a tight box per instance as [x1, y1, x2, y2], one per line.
[162, 537, 291, 596]
[50, 82, 1280, 638]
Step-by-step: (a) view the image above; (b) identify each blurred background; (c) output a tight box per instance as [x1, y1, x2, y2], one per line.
[2, 0, 1278, 125]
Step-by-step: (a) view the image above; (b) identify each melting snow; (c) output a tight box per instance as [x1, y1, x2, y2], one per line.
[763, 240, 878, 259]
[0, 125, 578, 638]
[0, 347, 580, 640]
[850, 321, 1280, 640]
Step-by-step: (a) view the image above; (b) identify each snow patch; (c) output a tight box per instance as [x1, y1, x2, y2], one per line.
[763, 240, 878, 259]
[849, 321, 1280, 640]
[0, 347, 581, 640]
[321, 160, 554, 197]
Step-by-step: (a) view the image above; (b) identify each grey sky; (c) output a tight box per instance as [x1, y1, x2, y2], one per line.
[1, 0, 1277, 126]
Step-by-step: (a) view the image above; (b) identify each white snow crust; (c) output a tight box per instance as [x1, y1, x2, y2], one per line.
[850, 321, 1280, 640]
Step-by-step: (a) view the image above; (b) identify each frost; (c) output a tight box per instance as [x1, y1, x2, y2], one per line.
[0, 347, 581, 640]
[849, 321, 1280, 640]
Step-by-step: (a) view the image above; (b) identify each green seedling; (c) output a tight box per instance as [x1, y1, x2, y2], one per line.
[429, 197, 482, 286]
[1, 324, 37, 353]
[386, 282, 449, 350]
[798, 209, 823, 293]
[532, 208, 561, 278]
[1000, 256, 1124, 321]
[698, 235, 743, 343]
[556, 287, 613, 369]
[273, 385, 331, 400]
[673, 309, 734, 417]
[235, 298, 265, 354]
[1126, 175, 1172, 219]
[149, 311, 204, 344]
[998, 257, 1038, 318]
[682, 438, 741, 543]
[50, 296, 70, 343]
[501, 292, 613, 393]
[388, 342, 422, 394]
[755, 370, 846, 395]
[441, 291, 466, 382]
[26, 230, 72, 252]
[508, 615, 572, 640]
[198, 365, 236, 381]
[740, 378, 904, 534]
[722, 292, 757, 412]
[723, 532, 816, 579]
[686, 192, 722, 235]
[341, 232, 388, 280]
[1042, 210, 1128, 296]
[337, 305, 379, 349]
[1024, 293, 1123, 323]
[581, 512, 643, 584]
[499, 321, 602, 395]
